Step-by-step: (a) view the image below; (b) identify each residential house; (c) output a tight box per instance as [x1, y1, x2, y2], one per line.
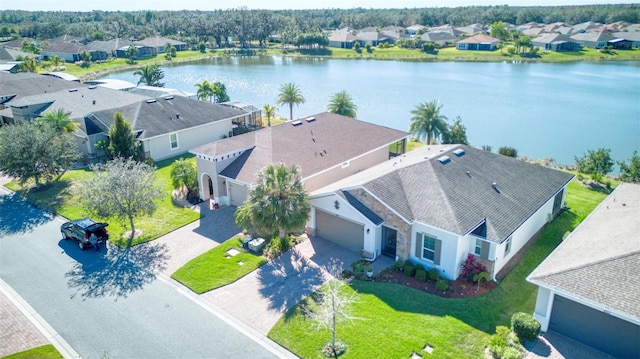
[527, 183, 640, 358]
[405, 25, 426, 36]
[571, 31, 615, 49]
[0, 46, 40, 74]
[379, 26, 409, 42]
[190, 112, 408, 207]
[569, 21, 602, 34]
[355, 31, 391, 47]
[613, 31, 640, 48]
[85, 38, 133, 58]
[456, 34, 500, 50]
[219, 101, 261, 128]
[419, 31, 458, 46]
[135, 36, 188, 53]
[40, 40, 85, 62]
[328, 32, 358, 49]
[308, 145, 573, 281]
[455, 23, 484, 36]
[532, 33, 582, 52]
[115, 44, 157, 59]
[85, 95, 247, 161]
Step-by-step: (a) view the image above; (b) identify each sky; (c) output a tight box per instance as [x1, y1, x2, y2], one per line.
[2, 0, 638, 12]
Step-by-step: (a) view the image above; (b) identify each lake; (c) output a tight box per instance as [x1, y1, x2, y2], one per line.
[100, 57, 640, 168]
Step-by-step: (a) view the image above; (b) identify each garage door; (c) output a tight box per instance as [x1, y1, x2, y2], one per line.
[315, 210, 363, 253]
[550, 295, 640, 358]
[228, 182, 248, 207]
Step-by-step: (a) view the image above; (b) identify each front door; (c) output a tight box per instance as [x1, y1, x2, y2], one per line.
[381, 226, 397, 258]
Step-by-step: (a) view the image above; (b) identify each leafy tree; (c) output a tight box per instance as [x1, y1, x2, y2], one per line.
[134, 64, 165, 87]
[19, 57, 37, 73]
[442, 116, 468, 145]
[195, 80, 214, 102]
[262, 104, 276, 127]
[81, 158, 162, 241]
[303, 259, 358, 358]
[490, 21, 509, 40]
[212, 81, 230, 103]
[618, 150, 640, 183]
[0, 121, 80, 188]
[108, 112, 141, 160]
[498, 146, 518, 158]
[409, 100, 448, 145]
[235, 163, 310, 239]
[39, 108, 78, 133]
[171, 158, 198, 200]
[125, 45, 139, 64]
[198, 42, 207, 53]
[575, 148, 614, 181]
[276, 82, 305, 122]
[327, 90, 358, 118]
[49, 55, 61, 69]
[79, 50, 91, 67]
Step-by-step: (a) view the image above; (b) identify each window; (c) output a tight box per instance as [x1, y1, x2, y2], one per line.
[474, 238, 482, 256]
[422, 234, 436, 261]
[504, 237, 512, 256]
[170, 133, 178, 150]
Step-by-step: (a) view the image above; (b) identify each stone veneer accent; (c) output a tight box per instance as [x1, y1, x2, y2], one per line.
[349, 188, 413, 260]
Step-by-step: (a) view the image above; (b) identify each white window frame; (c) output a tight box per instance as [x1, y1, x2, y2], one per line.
[170, 133, 179, 150]
[421, 233, 436, 262]
[504, 237, 512, 256]
[474, 238, 482, 256]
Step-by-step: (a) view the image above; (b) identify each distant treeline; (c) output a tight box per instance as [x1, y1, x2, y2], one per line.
[1, 5, 639, 47]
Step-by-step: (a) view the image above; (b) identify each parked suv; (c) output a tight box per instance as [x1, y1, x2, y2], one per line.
[61, 218, 109, 250]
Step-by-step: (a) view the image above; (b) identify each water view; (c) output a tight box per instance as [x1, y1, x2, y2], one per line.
[100, 57, 640, 168]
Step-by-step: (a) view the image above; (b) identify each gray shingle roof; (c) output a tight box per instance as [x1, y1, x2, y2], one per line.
[192, 112, 408, 184]
[88, 96, 246, 139]
[528, 183, 640, 322]
[343, 190, 383, 225]
[0, 72, 80, 104]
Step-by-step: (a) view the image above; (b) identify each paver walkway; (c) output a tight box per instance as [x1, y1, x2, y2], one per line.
[523, 331, 614, 359]
[0, 288, 49, 357]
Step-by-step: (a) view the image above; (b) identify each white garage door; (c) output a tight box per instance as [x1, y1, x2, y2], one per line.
[316, 210, 363, 253]
[228, 182, 248, 207]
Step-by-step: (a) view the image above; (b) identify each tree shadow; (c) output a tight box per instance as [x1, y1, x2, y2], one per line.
[62, 239, 169, 300]
[0, 192, 55, 236]
[255, 247, 326, 318]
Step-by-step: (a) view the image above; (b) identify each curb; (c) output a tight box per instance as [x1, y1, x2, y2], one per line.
[0, 278, 80, 359]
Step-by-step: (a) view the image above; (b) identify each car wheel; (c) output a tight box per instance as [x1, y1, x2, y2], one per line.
[62, 231, 69, 240]
[78, 241, 86, 250]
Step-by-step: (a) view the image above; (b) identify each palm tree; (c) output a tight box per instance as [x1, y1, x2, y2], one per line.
[133, 64, 165, 87]
[327, 90, 358, 118]
[276, 82, 305, 121]
[235, 163, 310, 239]
[195, 80, 214, 102]
[39, 108, 78, 133]
[262, 104, 275, 127]
[409, 100, 449, 145]
[211, 81, 230, 103]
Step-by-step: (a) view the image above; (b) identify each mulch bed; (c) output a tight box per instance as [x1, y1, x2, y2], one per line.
[372, 268, 496, 298]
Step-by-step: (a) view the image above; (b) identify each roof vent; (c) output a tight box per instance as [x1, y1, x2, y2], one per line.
[68, 89, 78, 92]
[306, 117, 316, 122]
[165, 96, 174, 100]
[88, 86, 97, 90]
[146, 99, 157, 104]
[437, 155, 451, 164]
[176, 113, 180, 119]
[453, 148, 465, 157]
[291, 120, 303, 126]
[92, 100, 96, 105]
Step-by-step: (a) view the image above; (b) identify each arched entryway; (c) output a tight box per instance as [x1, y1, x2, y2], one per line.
[201, 173, 214, 200]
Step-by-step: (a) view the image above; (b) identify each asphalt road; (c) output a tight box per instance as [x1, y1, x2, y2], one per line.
[0, 189, 280, 359]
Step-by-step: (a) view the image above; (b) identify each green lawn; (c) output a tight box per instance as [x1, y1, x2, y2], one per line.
[171, 236, 268, 293]
[2, 345, 63, 359]
[267, 179, 609, 358]
[5, 155, 200, 248]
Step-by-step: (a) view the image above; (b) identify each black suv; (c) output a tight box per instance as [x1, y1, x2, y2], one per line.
[61, 218, 109, 250]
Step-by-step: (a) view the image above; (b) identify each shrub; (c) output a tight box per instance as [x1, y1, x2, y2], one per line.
[391, 260, 403, 271]
[414, 264, 424, 271]
[264, 235, 294, 259]
[511, 312, 541, 341]
[489, 326, 523, 359]
[436, 279, 449, 292]
[460, 254, 487, 282]
[404, 263, 415, 277]
[428, 268, 439, 281]
[498, 146, 518, 158]
[322, 341, 347, 358]
[415, 269, 427, 282]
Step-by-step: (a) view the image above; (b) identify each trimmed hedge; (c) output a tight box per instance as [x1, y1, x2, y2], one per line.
[404, 264, 415, 277]
[428, 268, 439, 281]
[511, 312, 541, 341]
[415, 269, 427, 282]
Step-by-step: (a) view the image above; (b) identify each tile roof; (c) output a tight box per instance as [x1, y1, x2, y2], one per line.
[88, 95, 246, 139]
[314, 145, 573, 243]
[192, 112, 408, 184]
[528, 183, 640, 322]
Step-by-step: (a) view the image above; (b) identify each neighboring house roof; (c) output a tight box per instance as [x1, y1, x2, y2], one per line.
[191, 112, 409, 184]
[328, 32, 358, 43]
[455, 24, 484, 35]
[84, 78, 136, 91]
[126, 85, 195, 99]
[420, 31, 458, 43]
[571, 31, 614, 43]
[356, 31, 390, 42]
[570, 21, 602, 34]
[532, 33, 577, 44]
[0, 46, 38, 61]
[135, 36, 187, 48]
[87, 95, 246, 139]
[521, 27, 546, 36]
[613, 31, 640, 42]
[1, 38, 39, 50]
[42, 40, 85, 54]
[457, 34, 500, 44]
[0, 72, 80, 104]
[314, 145, 574, 243]
[85, 38, 133, 52]
[528, 183, 640, 324]
[42, 72, 80, 82]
